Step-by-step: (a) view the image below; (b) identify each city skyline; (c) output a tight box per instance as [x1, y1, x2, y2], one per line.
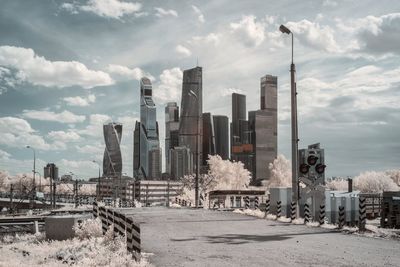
[0, 0, 399, 179]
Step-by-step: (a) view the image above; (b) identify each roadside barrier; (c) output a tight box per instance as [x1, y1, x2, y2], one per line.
[290, 201, 296, 221]
[304, 203, 310, 224]
[245, 196, 250, 209]
[254, 197, 259, 210]
[277, 200, 282, 218]
[359, 197, 366, 231]
[338, 206, 345, 229]
[319, 203, 325, 225]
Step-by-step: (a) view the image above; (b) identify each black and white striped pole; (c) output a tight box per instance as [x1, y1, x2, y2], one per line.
[245, 196, 250, 209]
[338, 206, 345, 229]
[319, 203, 325, 225]
[254, 196, 259, 210]
[277, 200, 282, 218]
[359, 197, 366, 231]
[290, 201, 296, 221]
[304, 203, 310, 224]
[264, 199, 270, 218]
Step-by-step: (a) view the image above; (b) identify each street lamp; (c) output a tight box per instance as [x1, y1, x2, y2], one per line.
[188, 90, 200, 208]
[26, 145, 36, 199]
[92, 160, 101, 201]
[280, 24, 300, 216]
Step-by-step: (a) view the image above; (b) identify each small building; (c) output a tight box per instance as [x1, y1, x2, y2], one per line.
[208, 189, 266, 209]
[133, 180, 182, 206]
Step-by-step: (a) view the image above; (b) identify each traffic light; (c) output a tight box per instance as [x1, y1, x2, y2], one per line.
[298, 143, 326, 184]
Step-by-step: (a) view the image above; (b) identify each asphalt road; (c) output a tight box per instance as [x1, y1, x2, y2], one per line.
[122, 207, 400, 267]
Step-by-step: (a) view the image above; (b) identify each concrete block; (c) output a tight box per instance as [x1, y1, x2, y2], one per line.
[45, 214, 91, 240]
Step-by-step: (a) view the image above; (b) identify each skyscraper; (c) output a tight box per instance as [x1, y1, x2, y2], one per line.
[169, 146, 193, 180]
[231, 93, 246, 145]
[248, 75, 278, 184]
[165, 102, 180, 173]
[133, 77, 162, 179]
[179, 66, 202, 174]
[231, 93, 254, 177]
[44, 163, 58, 181]
[202, 112, 216, 166]
[103, 122, 122, 177]
[213, 115, 229, 160]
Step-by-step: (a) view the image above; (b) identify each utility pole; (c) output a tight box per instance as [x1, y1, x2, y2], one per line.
[53, 180, 56, 209]
[74, 180, 78, 208]
[166, 178, 170, 207]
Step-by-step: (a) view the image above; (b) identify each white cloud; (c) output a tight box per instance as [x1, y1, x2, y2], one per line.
[63, 94, 96, 107]
[59, 159, 97, 171]
[154, 7, 178, 18]
[286, 19, 341, 53]
[230, 15, 266, 47]
[0, 46, 113, 89]
[78, 114, 112, 137]
[75, 144, 103, 154]
[22, 110, 86, 123]
[322, 0, 338, 7]
[60, 3, 79, 14]
[107, 64, 154, 81]
[175, 45, 192, 57]
[337, 13, 400, 55]
[0, 117, 65, 151]
[220, 88, 244, 97]
[153, 67, 183, 105]
[0, 149, 10, 159]
[192, 5, 205, 23]
[79, 0, 142, 19]
[191, 33, 221, 46]
[47, 130, 81, 142]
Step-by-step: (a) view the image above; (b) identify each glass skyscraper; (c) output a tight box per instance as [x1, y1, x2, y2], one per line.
[103, 122, 122, 177]
[179, 66, 203, 174]
[165, 102, 180, 174]
[133, 77, 162, 179]
[213, 115, 229, 160]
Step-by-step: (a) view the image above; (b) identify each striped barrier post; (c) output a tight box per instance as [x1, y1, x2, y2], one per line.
[99, 206, 108, 234]
[338, 206, 345, 229]
[265, 199, 270, 216]
[126, 216, 141, 260]
[178, 199, 181, 205]
[359, 197, 366, 231]
[245, 196, 250, 209]
[93, 201, 98, 218]
[290, 201, 296, 221]
[304, 203, 310, 224]
[175, 197, 178, 203]
[254, 197, 259, 210]
[319, 203, 326, 225]
[276, 200, 282, 218]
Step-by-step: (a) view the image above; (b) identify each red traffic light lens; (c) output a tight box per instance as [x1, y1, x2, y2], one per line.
[307, 155, 318, 165]
[315, 164, 326, 174]
[299, 163, 310, 174]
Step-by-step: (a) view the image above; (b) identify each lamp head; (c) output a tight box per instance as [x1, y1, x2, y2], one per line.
[279, 24, 291, 34]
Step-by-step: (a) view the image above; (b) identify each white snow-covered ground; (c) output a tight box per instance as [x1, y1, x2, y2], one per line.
[235, 208, 400, 240]
[0, 218, 152, 267]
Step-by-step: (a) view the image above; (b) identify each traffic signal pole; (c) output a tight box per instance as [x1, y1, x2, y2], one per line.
[290, 32, 300, 217]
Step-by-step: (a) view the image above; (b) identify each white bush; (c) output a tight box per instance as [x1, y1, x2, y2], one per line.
[73, 218, 103, 239]
[354, 171, 399, 193]
[267, 154, 291, 188]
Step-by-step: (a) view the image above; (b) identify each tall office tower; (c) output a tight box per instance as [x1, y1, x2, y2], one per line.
[103, 122, 123, 177]
[165, 102, 180, 173]
[231, 93, 254, 177]
[44, 163, 58, 181]
[213, 115, 229, 160]
[248, 75, 278, 185]
[133, 77, 162, 179]
[169, 146, 193, 180]
[179, 66, 203, 174]
[231, 93, 246, 145]
[202, 113, 216, 166]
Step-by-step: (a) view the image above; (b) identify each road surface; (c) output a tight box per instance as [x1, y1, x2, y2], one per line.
[122, 207, 400, 267]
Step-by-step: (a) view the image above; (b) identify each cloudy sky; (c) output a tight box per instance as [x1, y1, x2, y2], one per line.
[0, 0, 399, 180]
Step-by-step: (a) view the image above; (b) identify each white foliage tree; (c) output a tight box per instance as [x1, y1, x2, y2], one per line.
[326, 178, 348, 191]
[179, 155, 251, 204]
[267, 154, 291, 188]
[385, 169, 400, 186]
[354, 171, 399, 193]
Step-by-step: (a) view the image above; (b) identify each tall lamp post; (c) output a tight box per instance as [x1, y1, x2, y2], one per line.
[26, 145, 36, 199]
[92, 160, 101, 201]
[279, 24, 300, 215]
[188, 90, 200, 208]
